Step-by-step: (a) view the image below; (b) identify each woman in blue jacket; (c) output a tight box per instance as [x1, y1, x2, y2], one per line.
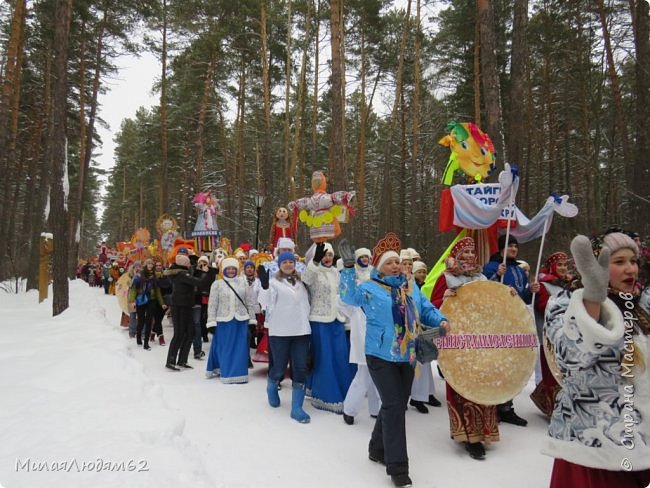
[340, 249, 448, 488]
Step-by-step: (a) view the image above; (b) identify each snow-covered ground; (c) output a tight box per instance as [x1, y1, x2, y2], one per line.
[0, 280, 554, 488]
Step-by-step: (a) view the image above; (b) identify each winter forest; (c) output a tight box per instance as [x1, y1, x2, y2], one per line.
[0, 0, 648, 314]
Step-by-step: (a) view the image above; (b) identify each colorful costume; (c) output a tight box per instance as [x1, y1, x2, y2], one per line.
[431, 237, 499, 447]
[191, 192, 222, 252]
[529, 251, 571, 416]
[288, 171, 355, 243]
[268, 207, 294, 251]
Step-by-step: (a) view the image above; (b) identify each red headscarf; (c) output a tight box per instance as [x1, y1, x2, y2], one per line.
[450, 237, 476, 265]
[541, 251, 568, 279]
[448, 237, 481, 274]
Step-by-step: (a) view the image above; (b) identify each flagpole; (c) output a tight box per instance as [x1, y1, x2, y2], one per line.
[500, 168, 517, 284]
[530, 216, 550, 310]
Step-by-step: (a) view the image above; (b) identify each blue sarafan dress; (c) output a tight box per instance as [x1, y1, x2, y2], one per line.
[302, 260, 353, 413]
[205, 270, 250, 384]
[307, 319, 353, 412]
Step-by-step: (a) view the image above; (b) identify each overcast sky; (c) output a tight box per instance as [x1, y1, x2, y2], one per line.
[96, 50, 159, 172]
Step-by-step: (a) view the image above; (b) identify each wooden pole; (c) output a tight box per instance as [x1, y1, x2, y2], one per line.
[39, 233, 53, 303]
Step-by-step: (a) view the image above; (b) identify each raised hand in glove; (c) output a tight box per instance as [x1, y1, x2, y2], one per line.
[257, 265, 270, 290]
[338, 238, 356, 268]
[313, 242, 326, 264]
[570, 235, 610, 303]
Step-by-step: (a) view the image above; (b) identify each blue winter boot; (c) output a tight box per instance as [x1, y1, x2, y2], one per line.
[290, 383, 311, 423]
[267, 379, 280, 407]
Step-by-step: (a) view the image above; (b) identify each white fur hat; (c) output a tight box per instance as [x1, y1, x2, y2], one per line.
[276, 237, 296, 251]
[354, 248, 372, 260]
[221, 257, 239, 274]
[376, 251, 400, 272]
[323, 242, 334, 255]
[412, 261, 427, 273]
[197, 255, 209, 264]
[407, 248, 421, 260]
[399, 249, 413, 262]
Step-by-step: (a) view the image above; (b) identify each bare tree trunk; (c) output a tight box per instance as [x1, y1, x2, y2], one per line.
[70, 7, 106, 275]
[260, 0, 272, 199]
[473, 7, 481, 125]
[288, 0, 313, 202]
[194, 50, 217, 192]
[329, 0, 347, 190]
[541, 39, 555, 199]
[216, 106, 233, 238]
[339, 1, 346, 175]
[380, 0, 411, 235]
[355, 13, 367, 242]
[284, 0, 293, 201]
[477, 0, 505, 162]
[48, 0, 73, 316]
[181, 143, 192, 234]
[597, 0, 631, 221]
[311, 0, 320, 173]
[159, 0, 169, 214]
[507, 0, 528, 171]
[573, 6, 593, 232]
[412, 0, 421, 242]
[633, 0, 650, 235]
[399, 90, 407, 239]
[234, 53, 247, 244]
[0, 0, 26, 278]
[73, 20, 87, 271]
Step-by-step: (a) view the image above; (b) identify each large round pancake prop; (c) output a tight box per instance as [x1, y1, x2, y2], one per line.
[115, 272, 132, 315]
[438, 281, 538, 405]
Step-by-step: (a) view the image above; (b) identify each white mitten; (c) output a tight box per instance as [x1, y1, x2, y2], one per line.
[570, 235, 610, 303]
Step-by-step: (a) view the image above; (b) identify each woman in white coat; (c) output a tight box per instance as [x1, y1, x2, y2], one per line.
[544, 232, 650, 487]
[206, 257, 251, 383]
[257, 252, 312, 423]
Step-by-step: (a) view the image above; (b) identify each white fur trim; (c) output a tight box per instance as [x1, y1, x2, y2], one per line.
[565, 289, 625, 347]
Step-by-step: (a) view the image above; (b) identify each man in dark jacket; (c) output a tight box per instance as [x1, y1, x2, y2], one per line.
[164, 253, 213, 371]
[483, 234, 540, 303]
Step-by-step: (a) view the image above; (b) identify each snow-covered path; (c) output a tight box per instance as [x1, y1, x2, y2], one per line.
[0, 281, 553, 487]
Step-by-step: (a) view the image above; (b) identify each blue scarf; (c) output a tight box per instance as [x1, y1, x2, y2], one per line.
[372, 270, 418, 364]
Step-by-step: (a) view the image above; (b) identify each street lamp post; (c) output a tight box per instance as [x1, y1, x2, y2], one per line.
[254, 195, 265, 250]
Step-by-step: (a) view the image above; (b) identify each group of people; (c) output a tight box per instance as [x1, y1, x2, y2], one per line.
[95, 224, 648, 488]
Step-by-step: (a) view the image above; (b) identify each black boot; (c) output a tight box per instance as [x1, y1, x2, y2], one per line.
[498, 409, 528, 426]
[343, 413, 354, 425]
[390, 473, 413, 487]
[427, 394, 441, 407]
[165, 363, 180, 371]
[409, 399, 429, 414]
[368, 450, 385, 465]
[465, 442, 486, 460]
